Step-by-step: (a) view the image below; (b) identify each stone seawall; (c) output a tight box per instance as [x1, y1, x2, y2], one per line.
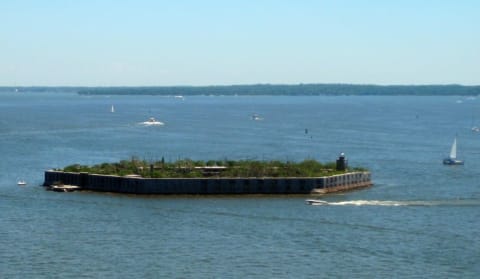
[44, 171, 372, 195]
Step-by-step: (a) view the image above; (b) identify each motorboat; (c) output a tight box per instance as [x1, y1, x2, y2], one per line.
[305, 199, 329, 205]
[251, 114, 263, 121]
[141, 117, 164, 126]
[47, 184, 81, 192]
[17, 180, 27, 186]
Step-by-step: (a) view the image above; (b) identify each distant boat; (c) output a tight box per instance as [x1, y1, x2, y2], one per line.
[17, 180, 27, 186]
[443, 137, 464, 165]
[305, 199, 328, 205]
[111, 105, 115, 113]
[251, 114, 263, 121]
[140, 117, 164, 126]
[470, 113, 478, 132]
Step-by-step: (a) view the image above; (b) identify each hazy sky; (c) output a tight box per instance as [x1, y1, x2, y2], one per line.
[1, 0, 478, 86]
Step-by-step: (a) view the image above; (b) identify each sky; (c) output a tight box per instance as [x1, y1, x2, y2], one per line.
[1, 0, 479, 86]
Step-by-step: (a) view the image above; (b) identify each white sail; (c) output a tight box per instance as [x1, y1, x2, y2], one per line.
[449, 137, 457, 159]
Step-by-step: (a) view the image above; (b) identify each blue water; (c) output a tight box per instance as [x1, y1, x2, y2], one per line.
[1, 92, 479, 278]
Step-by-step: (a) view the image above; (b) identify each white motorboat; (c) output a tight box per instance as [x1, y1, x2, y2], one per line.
[251, 114, 263, 121]
[305, 199, 329, 205]
[47, 184, 81, 192]
[17, 180, 27, 186]
[141, 117, 164, 126]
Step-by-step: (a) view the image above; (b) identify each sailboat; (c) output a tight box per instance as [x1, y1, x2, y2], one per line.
[111, 105, 115, 113]
[443, 136, 464, 165]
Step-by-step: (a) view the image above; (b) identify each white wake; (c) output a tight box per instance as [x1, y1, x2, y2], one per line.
[307, 199, 480, 207]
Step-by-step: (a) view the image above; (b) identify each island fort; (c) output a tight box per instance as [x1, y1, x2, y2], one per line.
[44, 153, 372, 194]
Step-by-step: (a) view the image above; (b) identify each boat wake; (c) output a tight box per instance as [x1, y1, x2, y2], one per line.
[328, 200, 411, 206]
[306, 199, 480, 207]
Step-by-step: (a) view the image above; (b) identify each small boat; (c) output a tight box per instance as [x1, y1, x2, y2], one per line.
[443, 136, 464, 165]
[17, 180, 27, 186]
[47, 184, 81, 192]
[305, 199, 329, 205]
[141, 117, 164, 126]
[111, 105, 115, 113]
[251, 114, 263, 121]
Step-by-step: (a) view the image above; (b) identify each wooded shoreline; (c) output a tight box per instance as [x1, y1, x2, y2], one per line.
[2, 84, 479, 96]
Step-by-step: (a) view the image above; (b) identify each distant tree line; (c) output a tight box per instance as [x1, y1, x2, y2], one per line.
[76, 84, 480, 96]
[2, 84, 480, 96]
[0, 87, 81, 93]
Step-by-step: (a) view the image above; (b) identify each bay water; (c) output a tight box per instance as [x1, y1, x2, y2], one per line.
[1, 91, 479, 278]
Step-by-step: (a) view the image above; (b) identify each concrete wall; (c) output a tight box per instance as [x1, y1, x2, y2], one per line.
[44, 171, 372, 195]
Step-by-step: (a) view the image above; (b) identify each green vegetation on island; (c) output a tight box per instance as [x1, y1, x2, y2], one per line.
[62, 158, 367, 178]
